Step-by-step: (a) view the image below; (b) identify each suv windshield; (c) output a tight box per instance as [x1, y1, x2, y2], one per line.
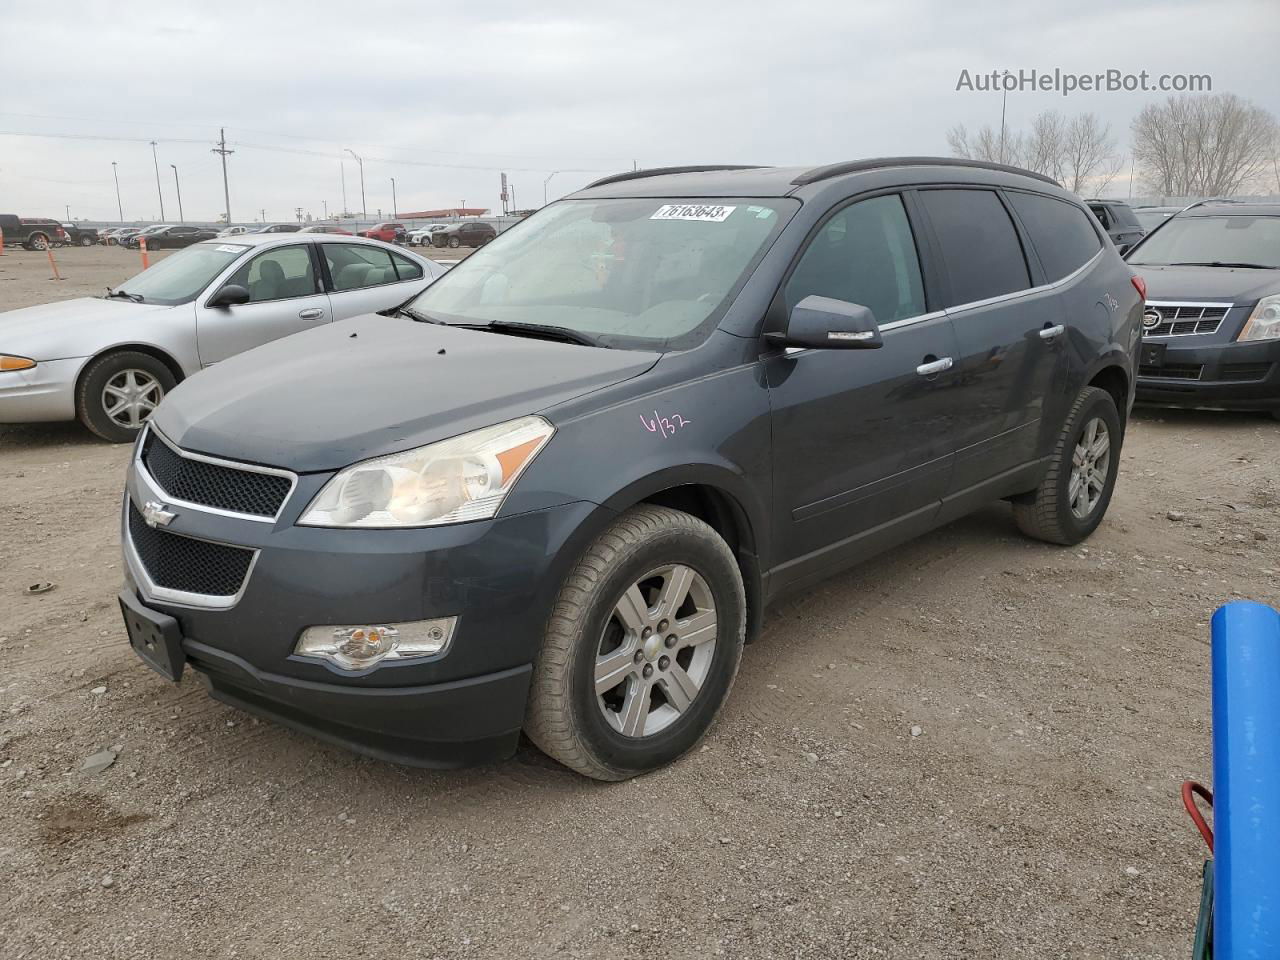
[1128, 215, 1280, 268]
[112, 242, 250, 305]
[408, 197, 796, 350]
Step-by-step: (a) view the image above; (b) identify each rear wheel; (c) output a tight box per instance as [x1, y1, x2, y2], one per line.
[76, 351, 176, 443]
[79, 235, 93, 247]
[525, 506, 746, 780]
[448, 236, 461, 248]
[27, 233, 49, 251]
[1013, 386, 1122, 545]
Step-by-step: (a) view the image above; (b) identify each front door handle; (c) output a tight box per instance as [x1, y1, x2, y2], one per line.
[1039, 324, 1065, 340]
[916, 357, 954, 377]
[298, 308, 324, 321]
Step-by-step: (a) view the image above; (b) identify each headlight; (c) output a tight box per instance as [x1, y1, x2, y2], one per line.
[1239, 294, 1280, 342]
[0, 355, 36, 372]
[299, 415, 554, 528]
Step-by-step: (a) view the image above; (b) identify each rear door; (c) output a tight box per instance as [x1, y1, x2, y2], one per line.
[914, 187, 1062, 498]
[321, 242, 435, 320]
[766, 192, 960, 589]
[195, 242, 332, 364]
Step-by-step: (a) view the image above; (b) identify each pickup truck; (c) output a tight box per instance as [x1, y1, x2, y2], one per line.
[61, 223, 100, 247]
[357, 222, 406, 244]
[0, 215, 67, 250]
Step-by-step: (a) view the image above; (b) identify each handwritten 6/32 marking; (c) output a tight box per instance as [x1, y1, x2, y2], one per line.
[641, 410, 693, 439]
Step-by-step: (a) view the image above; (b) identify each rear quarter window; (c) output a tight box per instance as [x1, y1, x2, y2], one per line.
[1008, 192, 1103, 283]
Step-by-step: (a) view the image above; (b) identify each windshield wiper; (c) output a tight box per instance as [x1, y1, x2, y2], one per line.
[105, 287, 143, 302]
[394, 304, 446, 324]
[1169, 261, 1275, 269]
[467, 320, 603, 348]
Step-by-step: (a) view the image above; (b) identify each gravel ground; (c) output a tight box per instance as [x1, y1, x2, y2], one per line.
[2, 245, 1278, 959]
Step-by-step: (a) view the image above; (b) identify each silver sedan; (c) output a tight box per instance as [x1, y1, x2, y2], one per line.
[0, 234, 445, 441]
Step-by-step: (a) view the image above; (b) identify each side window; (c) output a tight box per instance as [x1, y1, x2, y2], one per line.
[1009, 192, 1104, 283]
[1089, 204, 1114, 229]
[325, 243, 398, 291]
[783, 194, 926, 324]
[224, 245, 318, 303]
[391, 253, 424, 281]
[918, 189, 1030, 306]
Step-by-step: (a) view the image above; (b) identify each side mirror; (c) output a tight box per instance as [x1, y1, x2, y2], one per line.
[208, 284, 250, 308]
[767, 295, 883, 350]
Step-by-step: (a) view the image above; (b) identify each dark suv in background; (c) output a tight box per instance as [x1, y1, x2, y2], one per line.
[120, 157, 1142, 780]
[1087, 199, 1146, 253]
[432, 220, 497, 248]
[1127, 201, 1280, 419]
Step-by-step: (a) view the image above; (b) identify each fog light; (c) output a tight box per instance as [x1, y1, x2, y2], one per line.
[295, 617, 456, 670]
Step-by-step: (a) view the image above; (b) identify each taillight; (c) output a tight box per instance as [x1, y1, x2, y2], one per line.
[1130, 275, 1147, 300]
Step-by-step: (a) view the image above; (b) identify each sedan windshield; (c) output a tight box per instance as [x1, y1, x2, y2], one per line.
[1128, 215, 1280, 268]
[408, 198, 796, 350]
[112, 242, 250, 305]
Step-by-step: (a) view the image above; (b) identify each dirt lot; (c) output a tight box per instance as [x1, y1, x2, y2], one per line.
[1, 244, 1278, 959]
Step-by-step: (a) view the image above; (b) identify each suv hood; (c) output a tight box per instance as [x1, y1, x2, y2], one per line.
[0, 297, 174, 360]
[1132, 264, 1280, 304]
[153, 315, 660, 471]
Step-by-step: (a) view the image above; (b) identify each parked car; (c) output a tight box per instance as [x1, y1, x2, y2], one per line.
[217, 226, 251, 237]
[1132, 205, 1184, 232]
[299, 225, 353, 235]
[62, 223, 100, 247]
[111, 158, 1143, 779]
[431, 220, 497, 248]
[1086, 199, 1146, 254]
[111, 227, 145, 246]
[409, 224, 448, 246]
[358, 222, 407, 244]
[252, 223, 302, 234]
[0, 215, 67, 250]
[122, 225, 218, 250]
[0, 234, 444, 441]
[99, 227, 135, 246]
[1125, 200, 1280, 420]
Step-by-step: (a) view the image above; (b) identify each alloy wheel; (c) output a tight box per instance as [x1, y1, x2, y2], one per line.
[595, 564, 718, 738]
[1068, 417, 1111, 519]
[102, 369, 163, 430]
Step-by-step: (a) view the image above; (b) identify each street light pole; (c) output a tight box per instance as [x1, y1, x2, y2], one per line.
[345, 149, 366, 220]
[391, 177, 397, 218]
[111, 161, 124, 221]
[170, 164, 184, 223]
[150, 141, 166, 221]
[543, 171, 561, 206]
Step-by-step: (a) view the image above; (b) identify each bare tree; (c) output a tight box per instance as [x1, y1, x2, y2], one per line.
[951, 110, 1121, 193]
[947, 123, 1022, 166]
[1022, 110, 1067, 180]
[1061, 113, 1121, 194]
[1132, 93, 1279, 196]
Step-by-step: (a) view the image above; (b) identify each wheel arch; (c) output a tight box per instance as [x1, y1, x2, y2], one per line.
[1086, 360, 1131, 427]
[74, 343, 188, 399]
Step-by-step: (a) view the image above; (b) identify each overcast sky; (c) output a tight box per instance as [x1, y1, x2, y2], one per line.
[1, 0, 1277, 223]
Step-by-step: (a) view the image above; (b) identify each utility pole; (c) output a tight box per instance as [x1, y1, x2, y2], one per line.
[260, 208, 266, 223]
[65, 204, 70, 221]
[323, 199, 328, 220]
[295, 206, 304, 223]
[341, 162, 348, 217]
[212, 128, 233, 226]
[111, 161, 123, 221]
[150, 141, 166, 221]
[170, 164, 184, 223]
[391, 177, 397, 217]
[345, 149, 366, 219]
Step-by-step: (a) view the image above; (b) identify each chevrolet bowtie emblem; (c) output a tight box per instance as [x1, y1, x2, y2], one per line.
[142, 500, 176, 528]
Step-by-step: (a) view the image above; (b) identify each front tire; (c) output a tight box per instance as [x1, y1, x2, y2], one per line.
[525, 506, 746, 781]
[80, 235, 93, 247]
[27, 233, 49, 251]
[76, 351, 176, 443]
[1013, 386, 1122, 545]
[448, 236, 460, 248]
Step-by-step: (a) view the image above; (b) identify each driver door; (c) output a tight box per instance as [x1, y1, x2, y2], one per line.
[195, 243, 332, 365]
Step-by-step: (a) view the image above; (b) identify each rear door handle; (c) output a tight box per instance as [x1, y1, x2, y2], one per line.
[298, 308, 325, 321]
[915, 357, 953, 377]
[1039, 324, 1065, 340]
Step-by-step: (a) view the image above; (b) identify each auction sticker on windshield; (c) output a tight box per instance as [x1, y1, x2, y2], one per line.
[650, 204, 737, 222]
[216, 245, 248, 253]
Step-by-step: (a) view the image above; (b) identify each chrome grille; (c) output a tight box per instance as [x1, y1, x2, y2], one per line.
[127, 501, 254, 599]
[1142, 302, 1230, 338]
[140, 428, 294, 520]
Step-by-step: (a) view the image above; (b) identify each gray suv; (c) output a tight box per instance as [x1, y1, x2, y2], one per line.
[118, 157, 1143, 779]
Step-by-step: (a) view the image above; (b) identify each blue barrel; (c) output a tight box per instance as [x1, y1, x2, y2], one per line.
[1212, 600, 1280, 958]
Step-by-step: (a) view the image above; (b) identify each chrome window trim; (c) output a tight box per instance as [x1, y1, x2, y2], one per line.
[122, 496, 260, 610]
[135, 424, 297, 523]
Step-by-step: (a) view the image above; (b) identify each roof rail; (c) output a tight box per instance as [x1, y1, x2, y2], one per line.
[791, 156, 1060, 187]
[584, 165, 767, 189]
[1177, 197, 1243, 214]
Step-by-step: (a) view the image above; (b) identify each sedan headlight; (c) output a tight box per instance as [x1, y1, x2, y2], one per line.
[1239, 294, 1280, 342]
[299, 415, 554, 528]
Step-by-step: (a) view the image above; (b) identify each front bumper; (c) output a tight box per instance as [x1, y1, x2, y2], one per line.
[121, 450, 603, 766]
[0, 357, 84, 423]
[1136, 337, 1280, 412]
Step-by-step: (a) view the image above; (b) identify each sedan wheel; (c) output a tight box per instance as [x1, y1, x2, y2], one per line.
[102, 369, 164, 430]
[76, 350, 177, 443]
